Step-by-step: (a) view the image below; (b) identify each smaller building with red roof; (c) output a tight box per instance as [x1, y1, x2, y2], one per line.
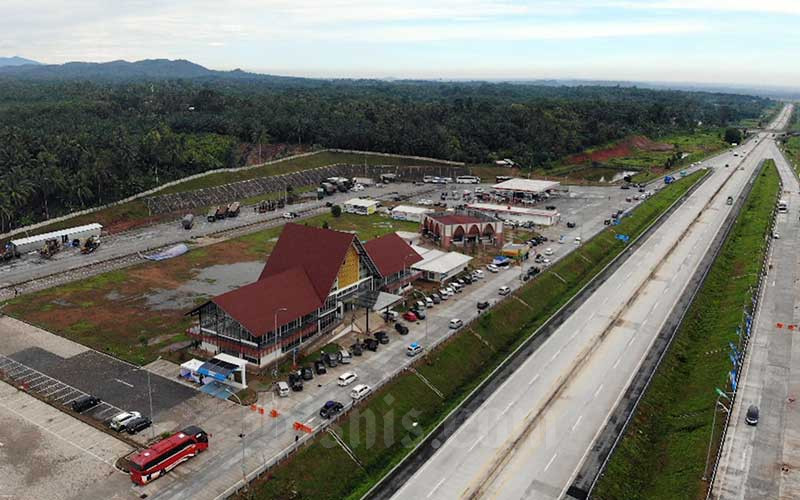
[421, 211, 503, 250]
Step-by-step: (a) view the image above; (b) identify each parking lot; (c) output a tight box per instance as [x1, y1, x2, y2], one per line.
[0, 381, 133, 500]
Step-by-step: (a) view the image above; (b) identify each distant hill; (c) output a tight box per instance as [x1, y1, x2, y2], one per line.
[0, 58, 308, 84]
[0, 56, 41, 67]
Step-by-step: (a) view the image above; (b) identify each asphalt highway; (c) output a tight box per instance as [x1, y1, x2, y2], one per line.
[390, 108, 792, 500]
[713, 105, 799, 500]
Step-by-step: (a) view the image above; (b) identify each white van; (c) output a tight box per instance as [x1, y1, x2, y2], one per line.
[449, 318, 463, 329]
[338, 372, 358, 387]
[350, 384, 372, 400]
[407, 343, 423, 357]
[275, 381, 290, 397]
[425, 297, 434, 308]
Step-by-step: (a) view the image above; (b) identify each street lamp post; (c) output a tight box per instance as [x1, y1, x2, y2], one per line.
[224, 387, 248, 491]
[274, 306, 288, 366]
[140, 355, 161, 441]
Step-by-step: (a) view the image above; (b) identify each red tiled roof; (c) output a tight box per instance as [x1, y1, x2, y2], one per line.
[364, 233, 422, 278]
[429, 214, 483, 225]
[212, 267, 321, 336]
[259, 223, 356, 300]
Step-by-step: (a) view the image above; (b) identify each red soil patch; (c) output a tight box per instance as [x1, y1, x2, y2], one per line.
[566, 136, 673, 165]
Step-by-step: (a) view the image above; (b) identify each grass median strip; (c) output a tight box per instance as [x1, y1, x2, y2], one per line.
[238, 170, 707, 500]
[593, 161, 779, 500]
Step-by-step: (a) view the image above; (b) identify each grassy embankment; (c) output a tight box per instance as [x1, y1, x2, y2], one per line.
[3, 213, 418, 365]
[593, 161, 779, 500]
[3, 151, 450, 242]
[736, 101, 784, 129]
[237, 171, 707, 500]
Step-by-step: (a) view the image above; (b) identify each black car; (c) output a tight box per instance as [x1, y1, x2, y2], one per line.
[364, 338, 379, 351]
[301, 366, 314, 381]
[374, 331, 390, 344]
[350, 342, 364, 356]
[319, 400, 345, 419]
[395, 323, 409, 335]
[71, 395, 101, 413]
[745, 405, 759, 426]
[323, 352, 339, 368]
[477, 301, 490, 310]
[288, 373, 304, 391]
[566, 221, 576, 228]
[621, 184, 630, 190]
[545, 205, 556, 210]
[125, 416, 152, 435]
[314, 360, 327, 375]
[325, 201, 333, 207]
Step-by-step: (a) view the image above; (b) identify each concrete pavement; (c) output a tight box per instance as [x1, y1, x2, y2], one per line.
[389, 124, 781, 499]
[713, 108, 800, 499]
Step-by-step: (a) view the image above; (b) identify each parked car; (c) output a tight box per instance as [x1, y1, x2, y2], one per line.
[71, 395, 101, 413]
[477, 301, 490, 310]
[425, 297, 434, 308]
[403, 311, 418, 322]
[407, 342, 423, 357]
[323, 352, 339, 368]
[430, 293, 441, 304]
[745, 405, 759, 425]
[566, 221, 576, 228]
[413, 308, 426, 320]
[364, 338, 379, 351]
[374, 331, 390, 344]
[275, 381, 290, 397]
[499, 286, 511, 296]
[350, 384, 372, 400]
[124, 416, 152, 435]
[288, 372, 304, 391]
[487, 264, 499, 273]
[473, 269, 485, 279]
[382, 310, 399, 321]
[544, 248, 554, 256]
[449, 318, 463, 329]
[350, 343, 363, 356]
[320, 401, 345, 419]
[301, 366, 314, 381]
[414, 300, 427, 311]
[395, 323, 409, 335]
[314, 360, 327, 375]
[282, 212, 298, 219]
[337, 372, 358, 387]
[110, 411, 141, 431]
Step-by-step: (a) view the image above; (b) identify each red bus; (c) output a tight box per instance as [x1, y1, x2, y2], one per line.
[129, 426, 209, 485]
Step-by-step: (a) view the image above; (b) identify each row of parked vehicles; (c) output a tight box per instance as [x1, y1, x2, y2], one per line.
[69, 395, 152, 435]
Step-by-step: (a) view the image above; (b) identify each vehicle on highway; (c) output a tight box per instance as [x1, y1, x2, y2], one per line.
[499, 286, 511, 296]
[395, 323, 409, 335]
[477, 301, 490, 310]
[350, 342, 363, 356]
[124, 416, 152, 435]
[71, 395, 101, 413]
[181, 214, 194, 230]
[544, 248, 554, 256]
[129, 426, 209, 485]
[374, 331, 390, 344]
[320, 401, 345, 419]
[350, 384, 372, 400]
[337, 372, 358, 387]
[778, 199, 788, 213]
[574, 236, 582, 245]
[282, 212, 298, 219]
[773, 231, 780, 239]
[745, 405, 759, 426]
[402, 310, 418, 322]
[364, 338, 379, 351]
[456, 175, 480, 184]
[314, 360, 327, 375]
[407, 342, 423, 357]
[275, 381, 290, 397]
[301, 366, 314, 380]
[110, 411, 141, 431]
[449, 318, 463, 329]
[726, 196, 734, 205]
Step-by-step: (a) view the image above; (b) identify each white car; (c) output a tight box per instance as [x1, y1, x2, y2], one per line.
[439, 288, 452, 298]
[499, 286, 511, 296]
[449, 318, 463, 329]
[282, 212, 298, 219]
[353, 184, 364, 191]
[574, 237, 582, 245]
[487, 264, 499, 273]
[110, 411, 141, 431]
[473, 269, 485, 279]
[544, 248, 554, 256]
[338, 372, 358, 387]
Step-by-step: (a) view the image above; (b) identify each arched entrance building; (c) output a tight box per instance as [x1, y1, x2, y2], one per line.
[420, 212, 503, 250]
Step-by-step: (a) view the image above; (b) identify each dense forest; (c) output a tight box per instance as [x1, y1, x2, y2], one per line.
[0, 66, 771, 231]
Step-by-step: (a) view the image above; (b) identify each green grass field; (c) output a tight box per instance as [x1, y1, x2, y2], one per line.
[593, 161, 779, 500]
[238, 170, 707, 500]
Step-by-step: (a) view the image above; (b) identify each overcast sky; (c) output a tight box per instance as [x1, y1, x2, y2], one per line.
[3, 1, 799, 86]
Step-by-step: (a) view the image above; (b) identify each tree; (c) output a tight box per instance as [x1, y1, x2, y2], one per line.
[331, 205, 342, 218]
[321, 220, 330, 229]
[724, 128, 743, 144]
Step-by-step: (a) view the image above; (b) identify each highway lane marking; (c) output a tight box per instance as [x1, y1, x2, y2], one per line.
[549, 349, 561, 363]
[612, 357, 622, 370]
[503, 401, 514, 414]
[468, 435, 485, 453]
[114, 378, 134, 388]
[626, 335, 636, 347]
[593, 384, 604, 399]
[427, 477, 446, 498]
[544, 452, 558, 472]
[528, 374, 540, 387]
[642, 318, 649, 328]
[571, 415, 583, 432]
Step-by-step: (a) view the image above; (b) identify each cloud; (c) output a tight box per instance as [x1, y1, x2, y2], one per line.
[608, 0, 800, 15]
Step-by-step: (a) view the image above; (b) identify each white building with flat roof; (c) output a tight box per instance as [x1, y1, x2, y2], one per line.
[410, 244, 472, 283]
[11, 223, 102, 254]
[467, 202, 560, 226]
[344, 198, 379, 215]
[391, 205, 434, 222]
[492, 178, 560, 194]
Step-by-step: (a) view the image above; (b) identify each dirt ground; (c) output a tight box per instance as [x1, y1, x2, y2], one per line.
[565, 135, 673, 165]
